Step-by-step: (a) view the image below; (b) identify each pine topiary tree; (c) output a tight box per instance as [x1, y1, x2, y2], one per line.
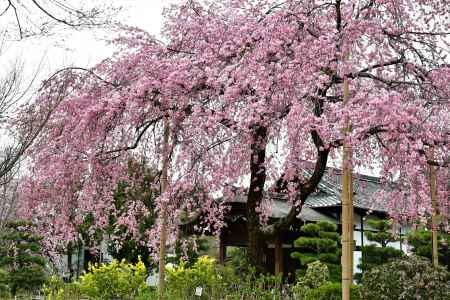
[407, 230, 450, 270]
[291, 221, 341, 282]
[356, 219, 403, 282]
[0, 220, 47, 296]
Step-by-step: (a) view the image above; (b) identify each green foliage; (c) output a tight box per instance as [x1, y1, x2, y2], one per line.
[0, 268, 10, 298]
[297, 261, 329, 289]
[78, 258, 147, 300]
[225, 246, 250, 273]
[303, 283, 361, 300]
[42, 276, 83, 300]
[407, 230, 450, 270]
[360, 255, 450, 300]
[365, 219, 398, 247]
[163, 255, 290, 300]
[167, 236, 211, 268]
[293, 261, 360, 300]
[356, 219, 403, 282]
[291, 221, 341, 282]
[0, 220, 47, 296]
[165, 256, 230, 299]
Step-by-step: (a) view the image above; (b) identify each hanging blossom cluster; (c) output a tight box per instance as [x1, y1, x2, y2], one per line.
[18, 0, 449, 254]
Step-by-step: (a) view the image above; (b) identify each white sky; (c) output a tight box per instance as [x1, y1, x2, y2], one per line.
[0, 1, 169, 146]
[1, 1, 169, 85]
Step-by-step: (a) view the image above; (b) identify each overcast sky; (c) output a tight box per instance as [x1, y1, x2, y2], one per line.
[0, 0, 171, 149]
[1, 1, 170, 81]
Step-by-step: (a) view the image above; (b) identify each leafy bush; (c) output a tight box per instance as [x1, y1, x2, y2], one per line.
[165, 256, 233, 299]
[293, 261, 329, 299]
[292, 261, 360, 300]
[304, 282, 361, 300]
[78, 258, 147, 300]
[163, 255, 290, 299]
[361, 255, 450, 299]
[297, 261, 329, 289]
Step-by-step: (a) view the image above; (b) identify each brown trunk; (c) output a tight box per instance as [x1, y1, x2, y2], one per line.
[247, 126, 268, 273]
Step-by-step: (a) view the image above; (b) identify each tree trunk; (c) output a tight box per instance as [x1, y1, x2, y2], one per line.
[247, 126, 268, 273]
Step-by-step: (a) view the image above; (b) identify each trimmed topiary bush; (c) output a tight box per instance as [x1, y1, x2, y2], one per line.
[356, 219, 403, 282]
[291, 221, 341, 282]
[407, 230, 450, 270]
[361, 255, 450, 300]
[0, 220, 47, 296]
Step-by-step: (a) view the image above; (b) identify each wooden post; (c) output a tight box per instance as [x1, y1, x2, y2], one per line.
[428, 149, 439, 268]
[341, 70, 354, 300]
[158, 117, 170, 300]
[219, 237, 226, 264]
[274, 237, 283, 276]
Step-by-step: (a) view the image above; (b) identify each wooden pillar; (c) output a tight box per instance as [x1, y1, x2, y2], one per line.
[360, 214, 364, 249]
[428, 149, 439, 268]
[341, 68, 354, 300]
[219, 237, 226, 264]
[158, 117, 170, 300]
[274, 237, 283, 276]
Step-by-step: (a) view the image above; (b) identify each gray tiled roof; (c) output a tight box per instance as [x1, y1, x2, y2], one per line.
[223, 167, 388, 219]
[304, 168, 388, 212]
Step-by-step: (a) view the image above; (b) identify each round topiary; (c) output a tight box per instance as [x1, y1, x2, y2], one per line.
[360, 255, 450, 300]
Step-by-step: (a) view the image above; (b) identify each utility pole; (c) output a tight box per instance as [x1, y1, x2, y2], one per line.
[341, 67, 354, 300]
[158, 117, 170, 300]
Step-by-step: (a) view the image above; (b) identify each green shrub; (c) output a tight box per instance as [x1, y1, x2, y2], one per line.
[165, 256, 234, 299]
[0, 268, 10, 298]
[407, 230, 450, 270]
[78, 258, 147, 300]
[291, 221, 341, 282]
[304, 283, 361, 300]
[134, 286, 158, 300]
[297, 261, 329, 289]
[361, 255, 450, 300]
[292, 261, 360, 300]
[42, 275, 64, 299]
[225, 246, 251, 274]
[0, 220, 47, 296]
[164, 256, 289, 299]
[356, 219, 403, 282]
